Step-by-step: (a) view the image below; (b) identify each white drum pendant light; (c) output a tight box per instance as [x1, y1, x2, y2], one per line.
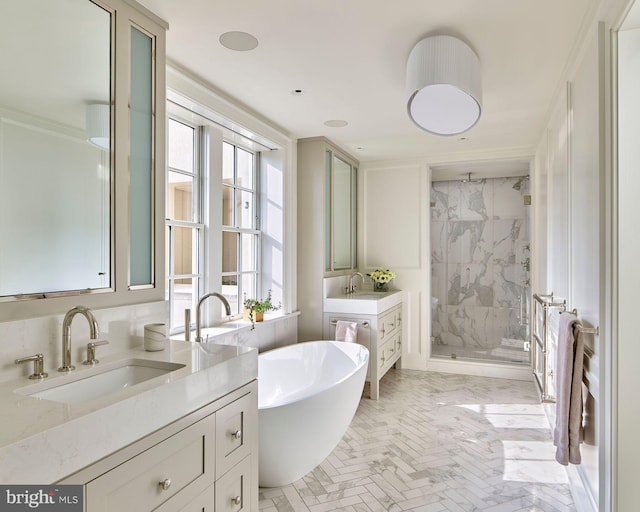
[406, 35, 482, 136]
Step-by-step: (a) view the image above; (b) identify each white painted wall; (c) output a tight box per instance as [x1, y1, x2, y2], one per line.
[360, 162, 428, 369]
[616, 25, 640, 512]
[531, 140, 548, 301]
[568, 31, 602, 504]
[261, 149, 286, 308]
[536, 24, 607, 512]
[545, 85, 571, 301]
[296, 138, 330, 341]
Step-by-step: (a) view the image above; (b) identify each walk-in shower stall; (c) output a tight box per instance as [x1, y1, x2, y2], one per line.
[430, 174, 531, 364]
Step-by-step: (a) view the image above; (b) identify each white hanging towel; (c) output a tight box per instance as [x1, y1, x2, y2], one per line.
[553, 311, 584, 465]
[335, 321, 358, 342]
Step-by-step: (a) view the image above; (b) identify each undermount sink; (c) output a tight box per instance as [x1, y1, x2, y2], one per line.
[323, 290, 403, 314]
[16, 359, 186, 405]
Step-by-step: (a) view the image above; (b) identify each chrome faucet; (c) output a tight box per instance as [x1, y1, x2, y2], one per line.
[195, 292, 232, 343]
[59, 306, 99, 372]
[347, 272, 365, 294]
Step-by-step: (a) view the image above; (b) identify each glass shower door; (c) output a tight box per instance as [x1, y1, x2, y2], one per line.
[430, 175, 531, 364]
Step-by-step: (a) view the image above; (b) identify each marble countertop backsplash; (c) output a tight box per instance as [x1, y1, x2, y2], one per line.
[0, 301, 169, 384]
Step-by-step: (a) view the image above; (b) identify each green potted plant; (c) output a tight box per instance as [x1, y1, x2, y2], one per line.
[243, 289, 281, 329]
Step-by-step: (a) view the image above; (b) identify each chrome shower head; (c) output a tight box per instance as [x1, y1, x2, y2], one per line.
[460, 172, 481, 184]
[512, 175, 530, 191]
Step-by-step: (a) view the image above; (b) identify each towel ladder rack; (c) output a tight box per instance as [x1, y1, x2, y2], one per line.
[533, 292, 566, 403]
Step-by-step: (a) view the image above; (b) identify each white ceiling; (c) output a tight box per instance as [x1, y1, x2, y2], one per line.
[139, 0, 597, 163]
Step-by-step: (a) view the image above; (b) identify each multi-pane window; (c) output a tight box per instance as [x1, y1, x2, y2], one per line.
[166, 118, 203, 333]
[222, 142, 259, 314]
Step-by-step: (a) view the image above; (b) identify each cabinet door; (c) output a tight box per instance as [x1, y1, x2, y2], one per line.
[379, 307, 400, 342]
[215, 456, 252, 512]
[86, 413, 215, 512]
[380, 332, 402, 373]
[129, 24, 155, 287]
[173, 485, 215, 512]
[215, 392, 257, 478]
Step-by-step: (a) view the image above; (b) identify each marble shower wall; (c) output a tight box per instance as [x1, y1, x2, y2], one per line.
[431, 176, 531, 355]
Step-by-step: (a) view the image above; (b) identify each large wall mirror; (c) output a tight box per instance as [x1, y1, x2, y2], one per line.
[0, 0, 112, 299]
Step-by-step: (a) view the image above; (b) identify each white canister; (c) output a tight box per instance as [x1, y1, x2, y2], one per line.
[144, 323, 167, 351]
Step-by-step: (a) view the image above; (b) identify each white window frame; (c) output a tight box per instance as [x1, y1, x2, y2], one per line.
[222, 141, 261, 315]
[165, 116, 204, 334]
[165, 84, 291, 332]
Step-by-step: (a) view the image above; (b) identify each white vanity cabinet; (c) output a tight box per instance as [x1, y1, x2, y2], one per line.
[60, 381, 258, 512]
[324, 303, 402, 400]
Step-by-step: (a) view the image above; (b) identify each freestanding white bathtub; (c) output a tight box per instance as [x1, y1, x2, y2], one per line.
[258, 340, 369, 487]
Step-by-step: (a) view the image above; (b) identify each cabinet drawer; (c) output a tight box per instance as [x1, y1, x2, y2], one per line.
[379, 333, 401, 372]
[157, 484, 214, 512]
[215, 455, 252, 512]
[216, 392, 257, 478]
[86, 414, 215, 512]
[395, 334, 402, 355]
[378, 337, 393, 368]
[378, 308, 400, 341]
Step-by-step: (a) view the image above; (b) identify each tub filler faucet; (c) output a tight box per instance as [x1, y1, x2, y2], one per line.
[195, 292, 232, 343]
[59, 306, 99, 372]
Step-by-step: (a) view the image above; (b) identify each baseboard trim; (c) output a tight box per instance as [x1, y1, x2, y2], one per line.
[565, 465, 598, 512]
[424, 357, 533, 381]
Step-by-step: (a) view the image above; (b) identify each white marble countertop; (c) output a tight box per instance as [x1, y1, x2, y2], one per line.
[0, 340, 257, 484]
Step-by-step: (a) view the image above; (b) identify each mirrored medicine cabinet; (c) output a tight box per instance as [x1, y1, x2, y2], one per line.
[325, 149, 358, 272]
[297, 137, 359, 278]
[0, 0, 167, 321]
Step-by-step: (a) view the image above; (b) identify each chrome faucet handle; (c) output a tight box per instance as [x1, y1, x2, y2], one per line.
[15, 354, 48, 380]
[83, 340, 109, 365]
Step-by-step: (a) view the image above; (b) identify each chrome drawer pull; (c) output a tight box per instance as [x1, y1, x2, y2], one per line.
[159, 478, 171, 491]
[231, 429, 242, 440]
[232, 495, 242, 505]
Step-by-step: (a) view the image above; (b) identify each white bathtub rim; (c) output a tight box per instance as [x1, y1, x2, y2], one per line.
[258, 340, 369, 410]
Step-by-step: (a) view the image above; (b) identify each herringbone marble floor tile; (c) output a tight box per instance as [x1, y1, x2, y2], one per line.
[259, 369, 576, 512]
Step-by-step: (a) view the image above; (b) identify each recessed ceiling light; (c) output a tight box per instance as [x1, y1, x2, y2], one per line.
[291, 89, 303, 96]
[219, 31, 259, 51]
[324, 120, 348, 128]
